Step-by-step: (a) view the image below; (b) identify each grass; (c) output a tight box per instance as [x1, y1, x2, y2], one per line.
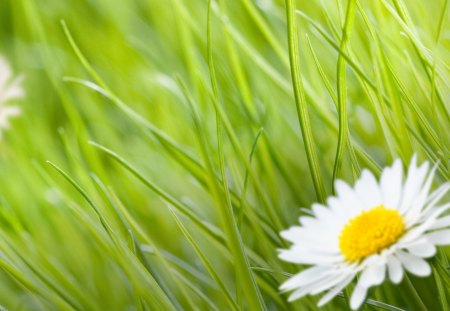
[0, 0, 449, 310]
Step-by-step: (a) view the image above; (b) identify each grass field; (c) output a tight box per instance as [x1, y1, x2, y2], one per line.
[0, 0, 449, 310]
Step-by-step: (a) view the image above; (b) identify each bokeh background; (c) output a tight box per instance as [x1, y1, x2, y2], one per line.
[0, 0, 448, 310]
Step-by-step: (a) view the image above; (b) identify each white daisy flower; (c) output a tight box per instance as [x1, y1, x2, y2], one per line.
[0, 56, 23, 136]
[279, 157, 450, 309]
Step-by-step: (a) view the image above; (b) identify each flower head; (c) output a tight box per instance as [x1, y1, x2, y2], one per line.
[279, 157, 450, 309]
[0, 56, 23, 136]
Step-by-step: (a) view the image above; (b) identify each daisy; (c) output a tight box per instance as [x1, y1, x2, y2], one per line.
[279, 156, 450, 309]
[0, 56, 23, 137]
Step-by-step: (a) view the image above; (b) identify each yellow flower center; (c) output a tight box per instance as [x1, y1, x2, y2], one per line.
[339, 205, 405, 262]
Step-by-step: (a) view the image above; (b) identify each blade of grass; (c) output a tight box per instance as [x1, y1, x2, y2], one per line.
[331, 0, 356, 185]
[285, 0, 326, 202]
[88, 141, 226, 244]
[90, 175, 192, 310]
[166, 205, 239, 310]
[207, 3, 266, 308]
[46, 161, 177, 310]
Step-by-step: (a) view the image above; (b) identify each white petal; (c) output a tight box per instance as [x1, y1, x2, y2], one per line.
[380, 159, 403, 208]
[281, 223, 340, 253]
[280, 227, 302, 243]
[318, 274, 355, 307]
[422, 183, 450, 216]
[327, 197, 359, 223]
[350, 285, 368, 310]
[424, 203, 450, 222]
[362, 253, 386, 267]
[387, 255, 403, 284]
[288, 276, 332, 302]
[279, 225, 340, 252]
[359, 264, 386, 287]
[297, 238, 340, 254]
[310, 270, 354, 295]
[405, 239, 436, 258]
[288, 286, 310, 302]
[334, 180, 363, 214]
[278, 248, 341, 265]
[0, 106, 20, 116]
[354, 170, 383, 209]
[400, 204, 450, 244]
[396, 251, 431, 277]
[403, 163, 437, 222]
[429, 216, 450, 230]
[0, 79, 24, 103]
[312, 203, 333, 220]
[425, 183, 450, 206]
[399, 160, 429, 214]
[334, 179, 353, 198]
[287, 271, 351, 301]
[280, 266, 328, 291]
[425, 230, 450, 245]
[299, 216, 316, 227]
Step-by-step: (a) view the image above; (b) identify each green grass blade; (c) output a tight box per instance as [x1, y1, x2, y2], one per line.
[285, 0, 326, 202]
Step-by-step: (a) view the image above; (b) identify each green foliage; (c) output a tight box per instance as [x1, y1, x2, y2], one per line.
[0, 0, 448, 310]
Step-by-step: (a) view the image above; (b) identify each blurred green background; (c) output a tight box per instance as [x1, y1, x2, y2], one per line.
[0, 0, 448, 310]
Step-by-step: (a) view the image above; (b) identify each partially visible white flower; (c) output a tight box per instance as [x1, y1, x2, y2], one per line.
[0, 56, 23, 135]
[279, 156, 450, 310]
